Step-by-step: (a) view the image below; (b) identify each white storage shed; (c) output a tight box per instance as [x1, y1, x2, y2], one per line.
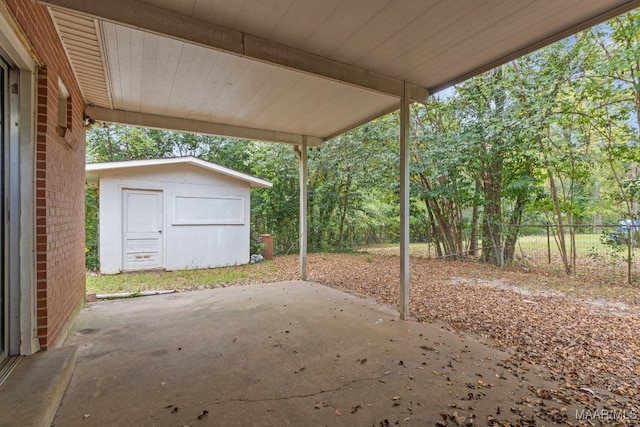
[86, 157, 272, 274]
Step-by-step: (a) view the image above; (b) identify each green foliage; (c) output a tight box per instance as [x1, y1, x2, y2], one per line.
[249, 225, 266, 256]
[85, 187, 99, 271]
[83, 11, 640, 272]
[306, 117, 399, 251]
[248, 143, 300, 254]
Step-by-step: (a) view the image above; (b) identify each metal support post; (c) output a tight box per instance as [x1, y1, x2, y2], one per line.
[299, 139, 308, 281]
[399, 83, 410, 320]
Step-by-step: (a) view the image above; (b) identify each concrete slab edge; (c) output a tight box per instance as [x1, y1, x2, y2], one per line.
[0, 346, 77, 427]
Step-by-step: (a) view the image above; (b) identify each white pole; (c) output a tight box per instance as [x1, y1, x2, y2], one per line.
[299, 138, 308, 281]
[399, 82, 410, 319]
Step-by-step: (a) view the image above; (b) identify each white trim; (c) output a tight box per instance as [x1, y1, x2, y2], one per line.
[17, 68, 39, 356]
[172, 195, 245, 226]
[0, 3, 37, 71]
[94, 19, 113, 109]
[8, 64, 22, 354]
[0, 7, 39, 355]
[0, 17, 40, 355]
[85, 106, 325, 147]
[86, 156, 272, 189]
[0, 50, 9, 362]
[57, 78, 69, 99]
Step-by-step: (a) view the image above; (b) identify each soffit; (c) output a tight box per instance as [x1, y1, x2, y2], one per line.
[43, 0, 640, 144]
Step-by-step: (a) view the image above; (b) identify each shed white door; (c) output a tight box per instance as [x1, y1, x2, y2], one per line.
[122, 189, 163, 271]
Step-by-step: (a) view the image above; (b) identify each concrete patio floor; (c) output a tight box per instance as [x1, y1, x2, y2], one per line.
[52, 281, 584, 426]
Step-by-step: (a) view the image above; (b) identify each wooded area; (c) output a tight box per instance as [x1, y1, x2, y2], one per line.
[86, 10, 640, 276]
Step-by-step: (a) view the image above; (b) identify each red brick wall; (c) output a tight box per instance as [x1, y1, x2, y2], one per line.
[6, 0, 86, 349]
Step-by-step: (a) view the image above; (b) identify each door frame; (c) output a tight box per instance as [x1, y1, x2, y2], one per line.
[0, 52, 8, 364]
[0, 2, 39, 357]
[121, 188, 165, 272]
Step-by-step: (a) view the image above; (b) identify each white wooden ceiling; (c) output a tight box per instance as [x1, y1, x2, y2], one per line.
[42, 0, 640, 145]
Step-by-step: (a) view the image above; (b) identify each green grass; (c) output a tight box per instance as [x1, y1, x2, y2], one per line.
[363, 235, 621, 257]
[86, 263, 277, 295]
[358, 243, 438, 258]
[516, 233, 610, 252]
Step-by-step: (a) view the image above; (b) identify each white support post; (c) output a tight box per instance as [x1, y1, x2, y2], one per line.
[299, 138, 308, 281]
[399, 82, 410, 320]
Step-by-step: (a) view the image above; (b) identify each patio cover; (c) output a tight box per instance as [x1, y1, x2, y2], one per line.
[38, 0, 640, 317]
[39, 0, 640, 146]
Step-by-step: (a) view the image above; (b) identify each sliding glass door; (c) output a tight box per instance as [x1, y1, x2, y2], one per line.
[0, 57, 7, 364]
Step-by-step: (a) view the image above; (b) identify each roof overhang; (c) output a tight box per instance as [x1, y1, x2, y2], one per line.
[40, 0, 640, 145]
[86, 156, 273, 188]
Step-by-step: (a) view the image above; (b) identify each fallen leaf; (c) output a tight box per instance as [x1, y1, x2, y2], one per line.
[239, 253, 640, 406]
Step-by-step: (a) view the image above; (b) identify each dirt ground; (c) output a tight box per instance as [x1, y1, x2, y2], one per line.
[216, 252, 640, 422]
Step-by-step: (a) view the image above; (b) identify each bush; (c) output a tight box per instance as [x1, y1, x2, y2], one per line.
[250, 227, 265, 256]
[85, 187, 100, 271]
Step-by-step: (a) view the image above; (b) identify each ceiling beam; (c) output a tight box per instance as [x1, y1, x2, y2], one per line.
[429, 0, 640, 93]
[36, 0, 429, 103]
[85, 106, 325, 147]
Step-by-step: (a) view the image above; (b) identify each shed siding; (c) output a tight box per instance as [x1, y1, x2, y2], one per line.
[7, 0, 86, 349]
[98, 164, 251, 274]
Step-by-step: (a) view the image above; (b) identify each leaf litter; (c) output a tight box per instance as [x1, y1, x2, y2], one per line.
[267, 253, 640, 408]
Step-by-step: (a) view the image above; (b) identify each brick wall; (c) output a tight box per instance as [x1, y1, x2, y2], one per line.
[7, 0, 86, 349]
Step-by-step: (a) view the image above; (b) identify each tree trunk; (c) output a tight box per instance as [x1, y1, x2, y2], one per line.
[503, 192, 527, 263]
[480, 163, 503, 265]
[547, 168, 571, 274]
[425, 199, 444, 258]
[338, 174, 352, 247]
[469, 179, 481, 256]
[418, 172, 460, 259]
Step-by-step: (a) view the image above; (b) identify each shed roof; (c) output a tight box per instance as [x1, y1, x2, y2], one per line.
[85, 156, 273, 188]
[41, 0, 640, 146]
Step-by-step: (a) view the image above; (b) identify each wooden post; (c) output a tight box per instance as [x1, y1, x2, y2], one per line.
[546, 222, 551, 264]
[299, 139, 308, 281]
[571, 224, 576, 276]
[260, 234, 273, 260]
[399, 82, 410, 320]
[628, 226, 632, 286]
